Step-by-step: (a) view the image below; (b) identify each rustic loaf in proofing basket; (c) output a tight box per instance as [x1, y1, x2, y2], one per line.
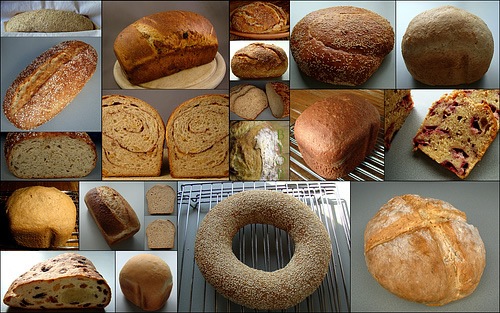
[166, 94, 229, 178]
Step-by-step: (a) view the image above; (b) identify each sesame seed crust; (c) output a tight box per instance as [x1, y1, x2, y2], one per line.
[194, 190, 332, 310]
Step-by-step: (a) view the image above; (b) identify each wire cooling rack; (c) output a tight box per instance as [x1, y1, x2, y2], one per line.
[289, 124, 385, 181]
[178, 181, 350, 312]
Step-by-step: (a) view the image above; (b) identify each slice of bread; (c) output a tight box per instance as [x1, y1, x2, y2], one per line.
[266, 82, 290, 118]
[384, 90, 414, 150]
[146, 185, 176, 215]
[146, 219, 176, 249]
[230, 84, 268, 120]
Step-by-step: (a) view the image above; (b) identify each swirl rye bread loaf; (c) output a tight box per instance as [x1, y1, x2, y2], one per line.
[114, 11, 218, 84]
[166, 94, 229, 178]
[3, 253, 111, 309]
[5, 9, 94, 32]
[101, 94, 165, 177]
[3, 40, 98, 130]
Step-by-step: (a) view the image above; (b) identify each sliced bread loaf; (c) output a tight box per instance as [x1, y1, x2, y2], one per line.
[230, 84, 268, 120]
[146, 219, 176, 249]
[266, 82, 290, 118]
[146, 185, 176, 215]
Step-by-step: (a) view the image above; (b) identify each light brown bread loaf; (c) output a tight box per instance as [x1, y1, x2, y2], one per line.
[5, 9, 94, 32]
[230, 1, 289, 34]
[146, 185, 176, 215]
[146, 219, 176, 249]
[266, 82, 290, 118]
[231, 42, 288, 79]
[230, 84, 268, 120]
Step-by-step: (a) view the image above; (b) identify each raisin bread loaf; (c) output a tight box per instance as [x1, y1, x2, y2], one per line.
[230, 1, 289, 34]
[166, 94, 229, 178]
[230, 84, 268, 120]
[102, 94, 165, 177]
[3, 253, 111, 309]
[4, 132, 97, 179]
[413, 90, 498, 179]
[384, 90, 414, 150]
[146, 185, 176, 215]
[146, 219, 176, 249]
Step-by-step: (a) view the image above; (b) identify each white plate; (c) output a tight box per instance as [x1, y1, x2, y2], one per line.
[113, 52, 226, 89]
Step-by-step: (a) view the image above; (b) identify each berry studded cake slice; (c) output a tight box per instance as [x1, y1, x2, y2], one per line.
[450, 89, 499, 125]
[384, 90, 414, 150]
[413, 91, 498, 179]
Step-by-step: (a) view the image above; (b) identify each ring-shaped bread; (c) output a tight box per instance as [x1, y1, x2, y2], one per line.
[194, 190, 332, 310]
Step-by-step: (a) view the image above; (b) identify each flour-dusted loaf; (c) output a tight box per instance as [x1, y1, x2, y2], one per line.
[166, 94, 229, 178]
[101, 94, 165, 177]
[402, 6, 494, 86]
[4, 132, 97, 179]
[6, 186, 76, 249]
[290, 6, 394, 86]
[230, 84, 268, 120]
[114, 11, 218, 85]
[294, 92, 380, 179]
[266, 82, 290, 118]
[5, 9, 95, 32]
[231, 42, 288, 79]
[384, 90, 414, 150]
[146, 219, 176, 249]
[146, 185, 176, 215]
[3, 253, 111, 309]
[119, 254, 173, 311]
[364, 194, 486, 306]
[84, 186, 140, 246]
[3, 40, 98, 130]
[413, 90, 498, 179]
[230, 1, 289, 34]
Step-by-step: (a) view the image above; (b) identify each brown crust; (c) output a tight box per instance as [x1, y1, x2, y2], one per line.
[231, 42, 288, 79]
[114, 11, 218, 84]
[266, 82, 290, 118]
[290, 6, 394, 86]
[3, 40, 97, 130]
[230, 1, 289, 34]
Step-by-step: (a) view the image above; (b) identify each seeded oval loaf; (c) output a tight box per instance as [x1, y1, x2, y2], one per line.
[290, 6, 394, 86]
[84, 186, 140, 246]
[364, 194, 485, 306]
[402, 6, 494, 86]
[231, 42, 288, 79]
[5, 9, 94, 32]
[4, 132, 97, 179]
[6, 186, 77, 249]
[3, 40, 98, 130]
[3, 253, 111, 309]
[114, 11, 218, 85]
[230, 1, 289, 34]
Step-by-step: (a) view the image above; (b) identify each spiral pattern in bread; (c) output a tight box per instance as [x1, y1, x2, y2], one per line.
[194, 190, 332, 310]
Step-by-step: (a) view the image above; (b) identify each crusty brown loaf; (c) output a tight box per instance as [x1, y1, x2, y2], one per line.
[119, 254, 173, 311]
[84, 186, 140, 246]
[6, 186, 77, 249]
[3, 253, 111, 309]
[384, 90, 414, 150]
[230, 1, 289, 34]
[231, 42, 288, 79]
[165, 94, 229, 178]
[146, 185, 176, 215]
[401, 6, 494, 86]
[5, 9, 95, 32]
[294, 93, 381, 179]
[114, 11, 218, 84]
[290, 6, 394, 86]
[146, 219, 176, 249]
[266, 82, 290, 118]
[364, 194, 486, 306]
[4, 132, 97, 179]
[101, 94, 165, 177]
[230, 84, 268, 120]
[3, 40, 97, 130]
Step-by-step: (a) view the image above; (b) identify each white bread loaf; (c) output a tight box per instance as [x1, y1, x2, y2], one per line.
[119, 254, 173, 311]
[165, 94, 229, 178]
[146, 185, 176, 215]
[146, 219, 176, 249]
[4, 132, 97, 179]
[3, 253, 111, 309]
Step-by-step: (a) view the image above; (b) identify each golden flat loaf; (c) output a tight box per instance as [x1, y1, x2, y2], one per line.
[364, 194, 486, 306]
[114, 11, 218, 84]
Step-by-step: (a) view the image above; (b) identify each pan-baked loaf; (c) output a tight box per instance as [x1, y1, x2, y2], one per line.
[294, 92, 380, 179]
[401, 6, 494, 86]
[3, 253, 111, 309]
[230, 84, 268, 120]
[119, 254, 173, 311]
[266, 82, 290, 118]
[84, 186, 140, 246]
[6, 186, 76, 249]
[166, 94, 229, 178]
[290, 6, 394, 86]
[114, 11, 218, 84]
[384, 90, 414, 150]
[413, 90, 498, 179]
[146, 219, 176, 249]
[5, 9, 94, 32]
[146, 185, 176, 215]
[101, 94, 165, 177]
[230, 1, 289, 34]
[231, 42, 288, 79]
[3, 40, 97, 130]
[364, 194, 486, 306]
[4, 132, 97, 179]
